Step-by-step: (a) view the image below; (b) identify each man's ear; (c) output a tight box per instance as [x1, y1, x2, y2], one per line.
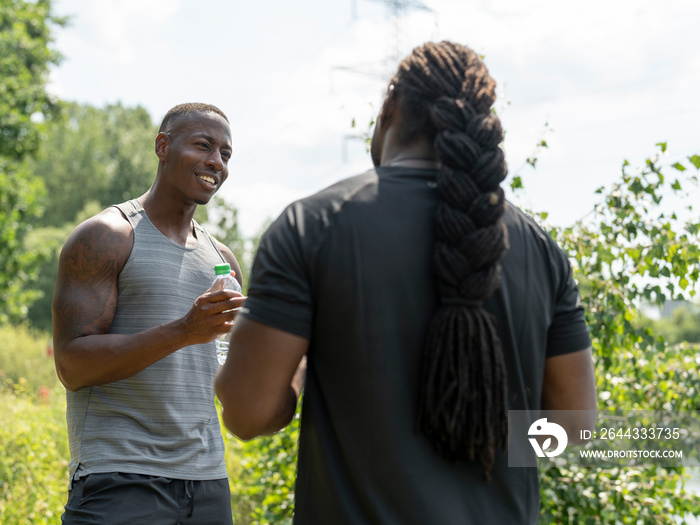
[155, 132, 170, 161]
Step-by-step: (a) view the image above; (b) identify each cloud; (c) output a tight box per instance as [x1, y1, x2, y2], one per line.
[48, 0, 700, 235]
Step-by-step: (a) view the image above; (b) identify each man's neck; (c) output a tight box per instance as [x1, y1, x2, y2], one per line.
[138, 191, 199, 248]
[383, 156, 439, 169]
[378, 125, 437, 168]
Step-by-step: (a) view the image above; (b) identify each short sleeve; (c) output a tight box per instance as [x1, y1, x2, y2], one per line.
[546, 243, 591, 358]
[240, 203, 315, 340]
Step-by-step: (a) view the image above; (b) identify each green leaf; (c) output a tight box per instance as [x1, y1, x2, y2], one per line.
[671, 179, 682, 191]
[689, 155, 700, 169]
[672, 162, 686, 172]
[656, 142, 667, 153]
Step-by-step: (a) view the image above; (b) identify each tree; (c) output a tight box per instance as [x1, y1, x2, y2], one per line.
[657, 304, 700, 344]
[0, 0, 63, 158]
[30, 102, 157, 228]
[0, 0, 64, 324]
[196, 196, 272, 293]
[637, 302, 700, 345]
[195, 196, 246, 273]
[534, 145, 700, 523]
[23, 102, 157, 330]
[24, 202, 101, 332]
[0, 160, 46, 323]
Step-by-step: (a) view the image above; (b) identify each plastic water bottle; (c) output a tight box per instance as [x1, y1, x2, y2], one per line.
[211, 263, 241, 365]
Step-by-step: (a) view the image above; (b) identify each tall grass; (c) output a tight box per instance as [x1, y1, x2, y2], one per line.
[0, 383, 69, 524]
[0, 324, 295, 524]
[0, 324, 68, 523]
[0, 324, 56, 392]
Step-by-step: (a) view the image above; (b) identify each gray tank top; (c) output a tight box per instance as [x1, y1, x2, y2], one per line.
[66, 199, 229, 484]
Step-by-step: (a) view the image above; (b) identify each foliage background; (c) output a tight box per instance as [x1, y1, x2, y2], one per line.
[528, 146, 700, 523]
[2, 0, 700, 523]
[3, 149, 700, 524]
[0, 323, 300, 525]
[0, 0, 63, 325]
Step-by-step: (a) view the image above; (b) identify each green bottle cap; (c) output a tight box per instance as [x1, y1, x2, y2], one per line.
[214, 263, 231, 275]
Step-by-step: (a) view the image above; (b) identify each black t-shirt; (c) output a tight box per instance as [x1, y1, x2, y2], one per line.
[242, 167, 591, 524]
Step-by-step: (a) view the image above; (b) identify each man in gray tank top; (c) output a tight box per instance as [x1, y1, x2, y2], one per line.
[52, 103, 245, 524]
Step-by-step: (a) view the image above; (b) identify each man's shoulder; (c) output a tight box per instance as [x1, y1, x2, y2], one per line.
[503, 202, 556, 246]
[501, 202, 572, 279]
[302, 169, 377, 207]
[286, 169, 378, 222]
[61, 206, 133, 259]
[262, 170, 377, 251]
[81, 206, 132, 237]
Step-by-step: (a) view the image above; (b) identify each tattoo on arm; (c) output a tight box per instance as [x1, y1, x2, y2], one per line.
[56, 223, 129, 340]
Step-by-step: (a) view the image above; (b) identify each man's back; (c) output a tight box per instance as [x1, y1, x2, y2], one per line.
[216, 41, 596, 525]
[243, 166, 588, 523]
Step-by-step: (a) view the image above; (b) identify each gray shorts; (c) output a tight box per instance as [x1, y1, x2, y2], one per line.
[61, 472, 233, 525]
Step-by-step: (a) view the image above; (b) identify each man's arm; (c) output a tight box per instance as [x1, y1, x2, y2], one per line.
[541, 346, 598, 443]
[52, 209, 245, 392]
[215, 315, 308, 440]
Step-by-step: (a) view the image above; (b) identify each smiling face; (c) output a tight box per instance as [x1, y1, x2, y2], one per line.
[155, 111, 233, 205]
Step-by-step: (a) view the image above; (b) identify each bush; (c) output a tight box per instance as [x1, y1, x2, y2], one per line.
[223, 402, 300, 525]
[536, 147, 700, 522]
[0, 323, 68, 523]
[0, 381, 69, 524]
[0, 324, 56, 395]
[0, 323, 296, 524]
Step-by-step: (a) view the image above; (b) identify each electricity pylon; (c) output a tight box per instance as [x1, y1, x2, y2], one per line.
[365, 0, 432, 67]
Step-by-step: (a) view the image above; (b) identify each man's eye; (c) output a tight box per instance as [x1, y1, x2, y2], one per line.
[197, 142, 210, 149]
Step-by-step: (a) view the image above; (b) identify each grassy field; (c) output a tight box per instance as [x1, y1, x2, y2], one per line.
[0, 383, 68, 524]
[0, 324, 297, 524]
[4, 322, 699, 523]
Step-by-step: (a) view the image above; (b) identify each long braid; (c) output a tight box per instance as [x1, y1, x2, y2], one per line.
[394, 42, 509, 475]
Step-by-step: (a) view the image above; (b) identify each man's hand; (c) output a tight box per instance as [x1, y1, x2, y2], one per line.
[180, 289, 246, 345]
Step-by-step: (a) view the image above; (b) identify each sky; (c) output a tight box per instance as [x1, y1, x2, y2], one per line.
[47, 0, 700, 238]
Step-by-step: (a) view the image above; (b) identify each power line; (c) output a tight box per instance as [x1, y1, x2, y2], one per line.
[335, 0, 434, 161]
[364, 0, 432, 65]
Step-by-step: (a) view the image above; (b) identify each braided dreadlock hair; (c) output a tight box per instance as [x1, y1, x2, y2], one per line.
[391, 41, 509, 474]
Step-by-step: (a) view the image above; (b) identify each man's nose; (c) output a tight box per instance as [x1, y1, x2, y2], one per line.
[205, 151, 224, 171]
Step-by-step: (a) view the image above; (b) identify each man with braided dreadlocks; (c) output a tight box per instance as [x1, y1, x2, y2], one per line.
[216, 41, 597, 524]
